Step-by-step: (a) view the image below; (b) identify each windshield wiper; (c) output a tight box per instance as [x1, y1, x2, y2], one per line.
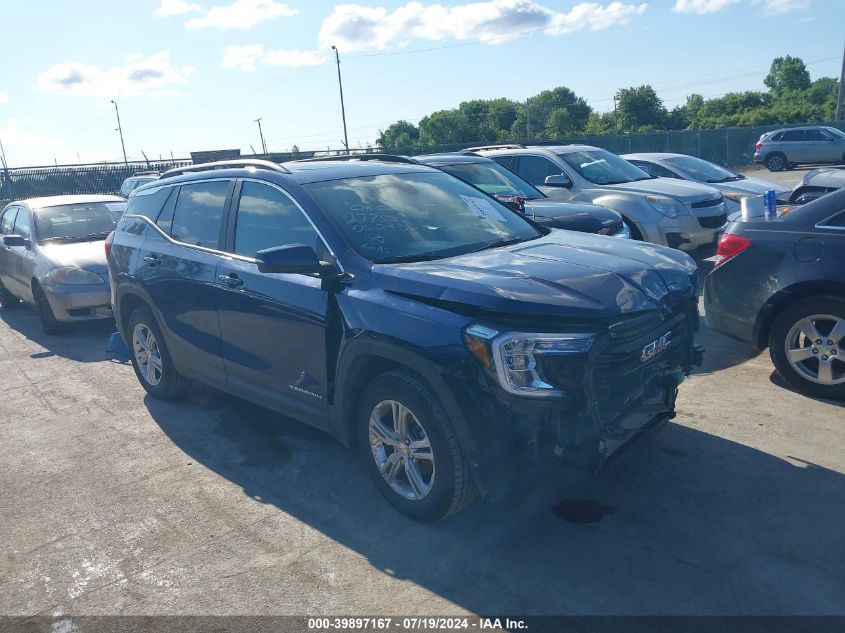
[463, 236, 530, 255]
[376, 252, 452, 264]
[86, 231, 113, 239]
[39, 236, 88, 243]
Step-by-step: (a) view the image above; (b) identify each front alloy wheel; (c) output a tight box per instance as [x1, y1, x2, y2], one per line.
[369, 400, 435, 501]
[783, 315, 845, 387]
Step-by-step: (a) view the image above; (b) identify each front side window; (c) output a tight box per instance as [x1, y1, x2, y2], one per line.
[439, 161, 544, 200]
[558, 149, 651, 185]
[233, 182, 319, 257]
[13, 210, 31, 240]
[0, 207, 18, 234]
[33, 203, 117, 243]
[806, 129, 832, 141]
[304, 172, 541, 264]
[170, 181, 230, 249]
[517, 156, 565, 187]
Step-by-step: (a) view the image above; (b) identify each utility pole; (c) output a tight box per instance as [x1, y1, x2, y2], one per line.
[331, 45, 350, 154]
[110, 100, 128, 165]
[254, 118, 268, 155]
[0, 137, 13, 200]
[836, 39, 845, 122]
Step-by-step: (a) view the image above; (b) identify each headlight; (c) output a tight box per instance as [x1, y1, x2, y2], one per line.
[464, 324, 594, 397]
[49, 267, 104, 285]
[646, 195, 687, 218]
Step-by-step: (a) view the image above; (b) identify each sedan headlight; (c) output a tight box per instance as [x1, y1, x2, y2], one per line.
[646, 195, 688, 218]
[464, 324, 594, 397]
[49, 267, 104, 285]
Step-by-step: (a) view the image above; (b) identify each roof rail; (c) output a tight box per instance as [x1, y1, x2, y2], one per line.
[294, 153, 418, 165]
[160, 159, 290, 179]
[462, 144, 526, 152]
[132, 171, 161, 176]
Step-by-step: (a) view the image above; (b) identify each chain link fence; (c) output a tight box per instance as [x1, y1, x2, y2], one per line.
[3, 121, 844, 208]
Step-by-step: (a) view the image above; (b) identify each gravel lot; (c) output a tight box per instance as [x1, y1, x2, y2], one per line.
[2, 165, 843, 616]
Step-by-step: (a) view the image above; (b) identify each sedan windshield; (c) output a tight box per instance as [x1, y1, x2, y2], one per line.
[664, 156, 742, 183]
[438, 161, 544, 200]
[558, 149, 652, 185]
[34, 203, 121, 243]
[304, 172, 542, 264]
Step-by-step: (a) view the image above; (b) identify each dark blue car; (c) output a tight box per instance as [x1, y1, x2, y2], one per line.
[107, 159, 702, 521]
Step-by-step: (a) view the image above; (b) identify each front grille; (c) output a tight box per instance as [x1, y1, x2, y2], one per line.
[692, 197, 724, 208]
[698, 213, 727, 228]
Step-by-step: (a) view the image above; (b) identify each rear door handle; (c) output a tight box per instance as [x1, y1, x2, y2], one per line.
[217, 273, 244, 288]
[143, 255, 160, 266]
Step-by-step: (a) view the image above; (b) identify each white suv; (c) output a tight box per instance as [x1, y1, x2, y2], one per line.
[472, 144, 728, 252]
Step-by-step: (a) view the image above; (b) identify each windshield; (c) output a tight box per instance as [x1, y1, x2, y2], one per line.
[664, 156, 740, 183]
[438, 161, 544, 200]
[304, 172, 542, 264]
[34, 202, 120, 243]
[558, 149, 651, 185]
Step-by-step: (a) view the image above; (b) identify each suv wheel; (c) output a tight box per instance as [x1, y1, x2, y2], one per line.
[765, 153, 786, 172]
[33, 283, 64, 335]
[128, 305, 191, 399]
[0, 281, 18, 309]
[769, 297, 845, 400]
[357, 370, 477, 521]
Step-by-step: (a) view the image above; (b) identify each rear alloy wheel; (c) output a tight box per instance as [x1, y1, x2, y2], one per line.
[33, 283, 64, 335]
[358, 370, 477, 521]
[765, 153, 786, 172]
[770, 297, 845, 400]
[127, 305, 191, 399]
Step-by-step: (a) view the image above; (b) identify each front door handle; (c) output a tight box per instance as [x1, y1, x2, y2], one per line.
[218, 273, 244, 288]
[143, 255, 160, 266]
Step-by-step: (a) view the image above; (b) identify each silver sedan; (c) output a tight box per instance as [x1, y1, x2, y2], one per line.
[0, 195, 125, 334]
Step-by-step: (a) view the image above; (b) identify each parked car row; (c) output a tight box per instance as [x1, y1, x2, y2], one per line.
[754, 125, 845, 172]
[1, 146, 842, 521]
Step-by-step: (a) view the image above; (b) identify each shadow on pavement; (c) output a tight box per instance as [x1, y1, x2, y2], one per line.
[143, 386, 845, 615]
[0, 303, 115, 363]
[769, 371, 845, 408]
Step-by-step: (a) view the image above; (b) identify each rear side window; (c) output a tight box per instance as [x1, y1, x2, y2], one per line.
[233, 182, 319, 258]
[780, 130, 805, 142]
[126, 186, 172, 220]
[824, 211, 845, 227]
[517, 156, 564, 187]
[0, 207, 18, 234]
[170, 181, 231, 249]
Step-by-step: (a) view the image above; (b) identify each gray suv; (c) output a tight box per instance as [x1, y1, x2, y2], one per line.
[754, 126, 845, 172]
[473, 144, 728, 252]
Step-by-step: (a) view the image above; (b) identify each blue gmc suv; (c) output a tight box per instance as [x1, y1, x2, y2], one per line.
[107, 159, 702, 521]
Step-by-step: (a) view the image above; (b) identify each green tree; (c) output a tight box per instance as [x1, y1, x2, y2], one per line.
[615, 85, 667, 132]
[376, 120, 420, 150]
[764, 55, 811, 94]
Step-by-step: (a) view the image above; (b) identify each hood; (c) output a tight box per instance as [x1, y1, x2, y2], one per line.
[524, 200, 621, 233]
[373, 230, 697, 320]
[602, 177, 721, 203]
[39, 240, 108, 273]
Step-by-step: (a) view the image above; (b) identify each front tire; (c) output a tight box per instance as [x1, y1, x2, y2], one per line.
[127, 305, 191, 399]
[357, 370, 478, 521]
[33, 283, 64, 335]
[765, 153, 786, 172]
[769, 296, 845, 400]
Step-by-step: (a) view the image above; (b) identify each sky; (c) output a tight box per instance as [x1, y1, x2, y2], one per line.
[0, 0, 842, 167]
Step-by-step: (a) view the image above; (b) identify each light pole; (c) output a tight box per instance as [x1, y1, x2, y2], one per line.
[331, 45, 350, 154]
[254, 118, 268, 155]
[111, 100, 128, 165]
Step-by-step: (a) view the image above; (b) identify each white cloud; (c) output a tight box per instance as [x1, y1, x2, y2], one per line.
[154, 0, 201, 16]
[0, 92, 9, 104]
[36, 52, 195, 99]
[318, 0, 647, 52]
[0, 119, 64, 163]
[672, 0, 740, 14]
[185, 0, 297, 30]
[751, 0, 810, 15]
[222, 45, 327, 71]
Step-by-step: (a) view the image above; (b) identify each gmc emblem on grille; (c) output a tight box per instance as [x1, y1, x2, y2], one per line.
[641, 331, 672, 363]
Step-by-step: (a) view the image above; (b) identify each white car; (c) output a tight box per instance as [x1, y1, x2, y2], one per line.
[623, 153, 788, 211]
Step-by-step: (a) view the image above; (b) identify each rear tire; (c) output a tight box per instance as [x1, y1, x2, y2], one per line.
[357, 370, 478, 521]
[769, 296, 845, 400]
[127, 305, 191, 399]
[765, 153, 786, 172]
[0, 281, 18, 309]
[33, 283, 64, 335]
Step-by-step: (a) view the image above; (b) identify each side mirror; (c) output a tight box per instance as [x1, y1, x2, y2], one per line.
[256, 244, 329, 275]
[3, 235, 31, 249]
[544, 174, 573, 189]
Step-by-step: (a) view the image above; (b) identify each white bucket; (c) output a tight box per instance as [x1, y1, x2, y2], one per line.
[740, 196, 765, 221]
